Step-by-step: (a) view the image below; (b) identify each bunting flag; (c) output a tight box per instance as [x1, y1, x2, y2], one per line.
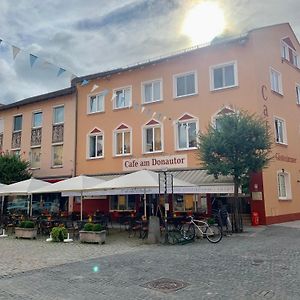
[81, 79, 90, 86]
[111, 92, 116, 101]
[91, 84, 99, 93]
[141, 106, 145, 113]
[163, 116, 167, 121]
[29, 54, 38, 67]
[57, 68, 66, 77]
[12, 46, 21, 60]
[152, 112, 156, 118]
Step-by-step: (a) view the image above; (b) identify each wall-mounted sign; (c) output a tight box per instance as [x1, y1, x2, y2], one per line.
[252, 191, 263, 201]
[123, 154, 187, 171]
[275, 153, 297, 163]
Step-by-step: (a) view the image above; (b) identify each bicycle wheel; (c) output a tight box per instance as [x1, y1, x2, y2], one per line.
[167, 228, 182, 245]
[205, 225, 222, 243]
[181, 223, 195, 241]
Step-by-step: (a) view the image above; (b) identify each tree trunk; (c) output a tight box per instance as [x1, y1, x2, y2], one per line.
[232, 178, 243, 233]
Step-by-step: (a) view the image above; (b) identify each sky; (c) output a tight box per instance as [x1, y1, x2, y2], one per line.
[0, 0, 300, 104]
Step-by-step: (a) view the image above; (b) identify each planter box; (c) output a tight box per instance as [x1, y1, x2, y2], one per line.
[15, 228, 37, 239]
[79, 230, 106, 244]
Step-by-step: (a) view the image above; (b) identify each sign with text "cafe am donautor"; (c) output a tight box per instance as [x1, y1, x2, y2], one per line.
[123, 154, 187, 171]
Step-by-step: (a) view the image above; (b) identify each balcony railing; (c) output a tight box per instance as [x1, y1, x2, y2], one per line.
[31, 128, 42, 146]
[11, 132, 21, 149]
[52, 124, 64, 143]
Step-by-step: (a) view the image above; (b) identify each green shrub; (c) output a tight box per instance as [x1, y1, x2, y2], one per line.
[83, 223, 103, 231]
[207, 218, 216, 225]
[19, 220, 35, 228]
[83, 223, 94, 231]
[51, 226, 67, 242]
[92, 224, 103, 232]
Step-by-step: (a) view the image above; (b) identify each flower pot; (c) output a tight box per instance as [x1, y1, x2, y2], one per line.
[79, 230, 106, 244]
[15, 227, 37, 239]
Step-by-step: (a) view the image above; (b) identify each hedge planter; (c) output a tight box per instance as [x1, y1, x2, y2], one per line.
[79, 230, 106, 244]
[15, 227, 37, 239]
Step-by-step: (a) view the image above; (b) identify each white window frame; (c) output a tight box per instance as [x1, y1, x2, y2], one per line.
[53, 105, 64, 125]
[274, 116, 287, 145]
[175, 115, 199, 151]
[296, 84, 300, 105]
[270, 67, 283, 95]
[173, 71, 198, 98]
[13, 114, 23, 132]
[87, 92, 105, 114]
[281, 40, 299, 68]
[87, 131, 104, 159]
[277, 170, 292, 200]
[113, 86, 132, 110]
[210, 61, 238, 91]
[51, 143, 63, 167]
[0, 118, 4, 134]
[32, 111, 42, 128]
[113, 126, 132, 157]
[141, 78, 163, 104]
[142, 121, 163, 154]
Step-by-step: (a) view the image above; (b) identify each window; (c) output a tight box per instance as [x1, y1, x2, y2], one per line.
[281, 40, 299, 68]
[110, 195, 135, 211]
[274, 117, 287, 144]
[143, 120, 162, 153]
[270, 68, 283, 94]
[142, 79, 162, 103]
[52, 144, 63, 167]
[176, 114, 198, 150]
[174, 71, 197, 98]
[13, 115, 22, 132]
[113, 87, 131, 109]
[173, 194, 194, 211]
[88, 129, 104, 158]
[296, 84, 300, 104]
[32, 112, 42, 128]
[277, 171, 291, 200]
[210, 61, 237, 90]
[88, 92, 105, 113]
[53, 106, 64, 124]
[114, 124, 131, 156]
[30, 147, 41, 169]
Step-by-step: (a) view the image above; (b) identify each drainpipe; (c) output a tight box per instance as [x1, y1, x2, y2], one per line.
[73, 85, 78, 177]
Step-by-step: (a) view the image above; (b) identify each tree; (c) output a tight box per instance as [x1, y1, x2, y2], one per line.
[198, 110, 272, 232]
[0, 151, 32, 184]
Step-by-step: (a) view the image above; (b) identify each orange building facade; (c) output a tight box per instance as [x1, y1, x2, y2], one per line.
[1, 23, 300, 225]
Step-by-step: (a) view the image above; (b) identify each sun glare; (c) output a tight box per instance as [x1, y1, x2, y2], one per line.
[182, 1, 225, 44]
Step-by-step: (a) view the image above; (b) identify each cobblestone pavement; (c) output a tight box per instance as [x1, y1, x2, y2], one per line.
[0, 224, 300, 299]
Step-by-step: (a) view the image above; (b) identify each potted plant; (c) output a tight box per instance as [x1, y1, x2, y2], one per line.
[50, 225, 67, 242]
[79, 223, 106, 244]
[15, 220, 37, 239]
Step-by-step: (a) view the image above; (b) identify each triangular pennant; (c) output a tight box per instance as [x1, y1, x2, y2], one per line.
[152, 112, 156, 118]
[81, 79, 89, 86]
[163, 116, 167, 121]
[141, 107, 145, 113]
[57, 68, 66, 77]
[12, 46, 21, 60]
[29, 54, 38, 67]
[91, 84, 99, 93]
[111, 92, 116, 101]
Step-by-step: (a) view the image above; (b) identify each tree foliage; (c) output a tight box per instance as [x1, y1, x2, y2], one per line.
[198, 111, 272, 185]
[0, 152, 32, 184]
[198, 110, 272, 232]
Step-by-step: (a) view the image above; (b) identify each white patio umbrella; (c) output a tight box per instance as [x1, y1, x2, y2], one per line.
[85, 170, 196, 217]
[0, 183, 7, 216]
[32, 175, 106, 221]
[0, 178, 52, 216]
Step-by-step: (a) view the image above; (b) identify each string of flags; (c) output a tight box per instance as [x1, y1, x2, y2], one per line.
[0, 36, 77, 80]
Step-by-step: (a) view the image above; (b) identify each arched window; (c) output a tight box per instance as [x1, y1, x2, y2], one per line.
[277, 170, 291, 200]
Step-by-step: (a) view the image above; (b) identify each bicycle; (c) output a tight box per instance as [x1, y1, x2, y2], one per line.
[181, 216, 223, 243]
